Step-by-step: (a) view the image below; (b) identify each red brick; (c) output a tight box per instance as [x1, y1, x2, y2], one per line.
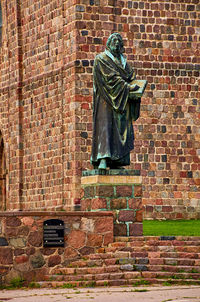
[110, 198, 127, 210]
[91, 198, 107, 210]
[96, 186, 114, 197]
[114, 224, 127, 236]
[128, 198, 142, 210]
[118, 210, 135, 222]
[116, 186, 132, 197]
[162, 206, 173, 212]
[81, 198, 91, 211]
[129, 223, 143, 236]
[134, 186, 142, 197]
[103, 232, 113, 246]
[136, 210, 143, 222]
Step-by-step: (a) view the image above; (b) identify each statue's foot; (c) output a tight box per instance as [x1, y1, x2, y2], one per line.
[98, 159, 107, 169]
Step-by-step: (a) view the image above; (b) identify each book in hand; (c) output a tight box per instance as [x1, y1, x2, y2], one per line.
[129, 80, 148, 98]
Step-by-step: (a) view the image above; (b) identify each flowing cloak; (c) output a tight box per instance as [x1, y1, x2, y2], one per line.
[91, 50, 141, 166]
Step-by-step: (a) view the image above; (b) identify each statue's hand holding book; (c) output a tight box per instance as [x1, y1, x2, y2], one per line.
[129, 80, 148, 98]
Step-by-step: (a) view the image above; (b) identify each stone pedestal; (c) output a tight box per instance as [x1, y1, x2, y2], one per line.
[81, 170, 143, 236]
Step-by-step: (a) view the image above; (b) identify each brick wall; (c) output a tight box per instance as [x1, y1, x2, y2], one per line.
[0, 0, 199, 218]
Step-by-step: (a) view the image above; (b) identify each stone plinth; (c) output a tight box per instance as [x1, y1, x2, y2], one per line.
[81, 170, 143, 237]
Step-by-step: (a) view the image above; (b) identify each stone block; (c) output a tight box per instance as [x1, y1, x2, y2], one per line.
[6, 217, 21, 227]
[67, 230, 86, 249]
[118, 210, 135, 222]
[79, 246, 95, 255]
[129, 223, 143, 236]
[116, 185, 132, 197]
[21, 217, 34, 226]
[114, 224, 127, 236]
[10, 238, 26, 248]
[48, 255, 61, 267]
[96, 185, 114, 197]
[87, 233, 103, 247]
[15, 255, 29, 264]
[91, 198, 107, 210]
[118, 258, 136, 265]
[135, 264, 148, 271]
[134, 185, 142, 197]
[28, 231, 42, 247]
[0, 248, 13, 265]
[110, 198, 127, 210]
[30, 253, 45, 269]
[120, 264, 134, 271]
[128, 198, 142, 210]
[103, 232, 113, 246]
[0, 237, 8, 246]
[64, 247, 79, 259]
[95, 217, 113, 233]
[136, 210, 143, 222]
[81, 198, 91, 211]
[84, 186, 95, 198]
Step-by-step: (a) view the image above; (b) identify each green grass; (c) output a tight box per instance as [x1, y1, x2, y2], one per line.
[143, 220, 200, 236]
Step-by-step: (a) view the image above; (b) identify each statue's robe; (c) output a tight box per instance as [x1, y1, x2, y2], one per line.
[91, 50, 141, 168]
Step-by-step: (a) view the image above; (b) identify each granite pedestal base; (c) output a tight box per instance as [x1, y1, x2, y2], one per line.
[81, 170, 143, 237]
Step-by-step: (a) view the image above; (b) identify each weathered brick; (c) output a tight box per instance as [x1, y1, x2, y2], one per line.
[134, 186, 142, 197]
[110, 198, 127, 210]
[91, 198, 107, 210]
[116, 186, 132, 197]
[118, 210, 135, 222]
[96, 186, 114, 197]
[129, 223, 143, 236]
[114, 224, 127, 236]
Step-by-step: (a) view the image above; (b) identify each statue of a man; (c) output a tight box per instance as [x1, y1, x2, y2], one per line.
[91, 33, 141, 170]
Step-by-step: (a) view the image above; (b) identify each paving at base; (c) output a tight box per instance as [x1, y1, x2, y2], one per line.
[0, 286, 200, 302]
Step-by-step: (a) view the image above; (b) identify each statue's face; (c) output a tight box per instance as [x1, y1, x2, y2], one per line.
[109, 35, 123, 56]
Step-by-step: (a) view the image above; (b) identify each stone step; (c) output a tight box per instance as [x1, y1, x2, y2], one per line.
[51, 262, 200, 279]
[148, 264, 200, 273]
[141, 271, 200, 280]
[114, 236, 200, 243]
[39, 277, 200, 289]
[107, 243, 200, 251]
[45, 270, 200, 283]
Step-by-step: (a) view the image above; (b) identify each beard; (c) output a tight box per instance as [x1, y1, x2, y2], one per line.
[109, 45, 122, 57]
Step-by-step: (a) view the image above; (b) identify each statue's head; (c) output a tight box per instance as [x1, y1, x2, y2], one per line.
[106, 33, 125, 56]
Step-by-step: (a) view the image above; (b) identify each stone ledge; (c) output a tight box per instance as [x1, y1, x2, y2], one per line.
[82, 169, 140, 176]
[0, 211, 114, 217]
[81, 175, 142, 185]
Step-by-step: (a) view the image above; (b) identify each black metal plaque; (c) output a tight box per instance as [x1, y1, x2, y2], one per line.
[43, 219, 64, 247]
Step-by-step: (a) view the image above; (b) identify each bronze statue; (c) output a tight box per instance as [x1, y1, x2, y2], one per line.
[91, 33, 147, 170]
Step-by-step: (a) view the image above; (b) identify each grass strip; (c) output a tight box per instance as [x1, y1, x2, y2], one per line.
[143, 220, 200, 236]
